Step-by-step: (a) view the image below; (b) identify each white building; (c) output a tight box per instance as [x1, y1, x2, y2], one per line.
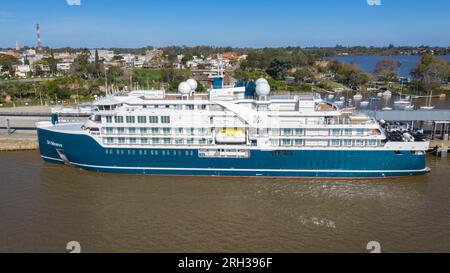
[90, 50, 115, 62]
[57, 63, 72, 71]
[15, 65, 31, 78]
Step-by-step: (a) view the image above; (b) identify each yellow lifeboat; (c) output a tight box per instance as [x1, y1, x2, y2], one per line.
[215, 128, 246, 144]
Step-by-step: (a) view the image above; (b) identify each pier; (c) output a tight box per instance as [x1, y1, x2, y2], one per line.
[0, 106, 89, 151]
[354, 109, 450, 157]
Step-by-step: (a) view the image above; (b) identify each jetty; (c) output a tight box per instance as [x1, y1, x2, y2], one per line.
[354, 109, 450, 157]
[0, 106, 89, 151]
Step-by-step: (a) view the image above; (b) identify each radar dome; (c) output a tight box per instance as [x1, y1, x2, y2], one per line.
[178, 81, 191, 95]
[255, 82, 271, 97]
[255, 78, 268, 85]
[186, 79, 198, 91]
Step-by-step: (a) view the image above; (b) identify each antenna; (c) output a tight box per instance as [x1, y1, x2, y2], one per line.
[36, 23, 42, 52]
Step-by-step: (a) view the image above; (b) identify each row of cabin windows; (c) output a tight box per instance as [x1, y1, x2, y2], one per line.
[105, 149, 195, 156]
[270, 139, 378, 147]
[103, 127, 208, 135]
[269, 128, 367, 136]
[104, 137, 209, 145]
[141, 105, 207, 110]
[105, 116, 171, 124]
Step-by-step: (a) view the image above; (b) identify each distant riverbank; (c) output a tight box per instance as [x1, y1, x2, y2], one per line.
[325, 55, 450, 77]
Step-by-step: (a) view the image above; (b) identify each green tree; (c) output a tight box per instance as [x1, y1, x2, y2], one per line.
[374, 59, 400, 82]
[0, 54, 19, 76]
[412, 54, 450, 91]
[266, 59, 292, 80]
[293, 68, 314, 83]
[181, 53, 194, 66]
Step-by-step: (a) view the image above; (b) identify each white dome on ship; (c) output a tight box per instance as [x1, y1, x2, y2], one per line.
[255, 82, 271, 96]
[255, 78, 268, 85]
[178, 81, 191, 94]
[186, 79, 198, 91]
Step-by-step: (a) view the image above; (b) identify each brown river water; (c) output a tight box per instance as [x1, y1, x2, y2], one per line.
[0, 151, 449, 253]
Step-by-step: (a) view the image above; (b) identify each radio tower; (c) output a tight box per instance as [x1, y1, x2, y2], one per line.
[36, 23, 42, 52]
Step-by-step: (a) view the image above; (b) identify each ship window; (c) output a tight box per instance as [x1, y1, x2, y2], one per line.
[128, 128, 136, 134]
[162, 150, 166, 155]
[281, 139, 292, 146]
[356, 129, 365, 136]
[344, 129, 352, 136]
[140, 128, 148, 134]
[331, 139, 341, 146]
[163, 128, 171, 135]
[105, 127, 114, 134]
[161, 116, 170, 124]
[270, 139, 279, 146]
[176, 128, 183, 135]
[152, 138, 160, 144]
[199, 128, 206, 135]
[106, 116, 113, 123]
[294, 139, 304, 146]
[129, 138, 137, 144]
[151, 128, 159, 134]
[106, 137, 114, 144]
[282, 129, 293, 136]
[118, 137, 125, 144]
[343, 139, 352, 146]
[150, 150, 154, 155]
[199, 138, 207, 145]
[126, 116, 135, 123]
[331, 129, 341, 136]
[187, 138, 194, 145]
[163, 138, 171, 144]
[188, 128, 195, 135]
[114, 116, 124, 123]
[368, 139, 377, 146]
[138, 116, 147, 123]
[186, 105, 194, 110]
[175, 139, 184, 145]
[198, 105, 207, 110]
[141, 138, 148, 144]
[149, 116, 159, 123]
[355, 140, 365, 146]
[270, 129, 280, 136]
[295, 129, 304, 136]
[117, 128, 125, 134]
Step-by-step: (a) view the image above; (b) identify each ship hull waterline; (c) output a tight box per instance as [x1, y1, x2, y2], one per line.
[38, 128, 429, 179]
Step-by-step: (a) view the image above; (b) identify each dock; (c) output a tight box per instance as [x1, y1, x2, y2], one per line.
[0, 106, 88, 151]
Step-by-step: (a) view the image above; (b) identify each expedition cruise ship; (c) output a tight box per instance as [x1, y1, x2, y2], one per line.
[37, 70, 430, 178]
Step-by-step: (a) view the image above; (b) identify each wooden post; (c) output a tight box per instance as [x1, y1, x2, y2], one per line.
[431, 122, 436, 140]
[6, 118, 11, 135]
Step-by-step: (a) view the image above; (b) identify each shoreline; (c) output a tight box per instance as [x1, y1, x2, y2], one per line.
[0, 136, 39, 152]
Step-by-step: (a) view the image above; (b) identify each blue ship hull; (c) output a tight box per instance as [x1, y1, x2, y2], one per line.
[37, 128, 428, 178]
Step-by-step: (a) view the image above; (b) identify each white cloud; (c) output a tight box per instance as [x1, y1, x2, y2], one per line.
[66, 0, 81, 6]
[367, 0, 381, 6]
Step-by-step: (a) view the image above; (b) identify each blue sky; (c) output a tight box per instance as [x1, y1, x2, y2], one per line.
[0, 0, 449, 48]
